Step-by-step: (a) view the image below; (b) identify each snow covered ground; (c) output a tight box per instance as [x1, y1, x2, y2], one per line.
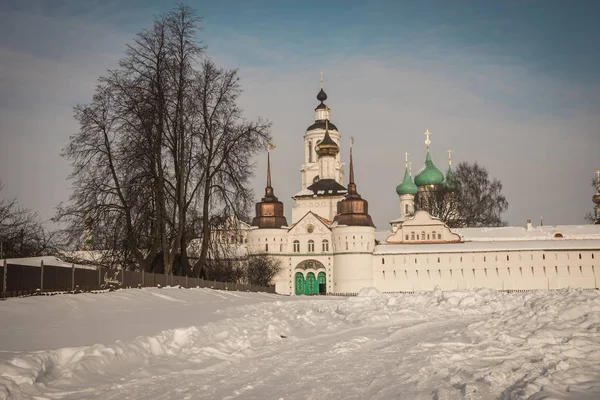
[1, 287, 600, 399]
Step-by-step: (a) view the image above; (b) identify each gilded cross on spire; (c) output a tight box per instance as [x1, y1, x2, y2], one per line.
[408, 161, 413, 176]
[404, 152, 409, 168]
[424, 129, 432, 150]
[320, 71, 324, 89]
[350, 136, 355, 148]
[596, 170, 600, 186]
[447, 149, 452, 166]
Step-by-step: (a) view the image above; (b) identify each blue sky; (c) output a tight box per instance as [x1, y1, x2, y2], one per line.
[1, 0, 599, 228]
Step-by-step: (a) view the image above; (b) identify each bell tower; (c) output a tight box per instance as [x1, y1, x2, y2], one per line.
[299, 73, 344, 190]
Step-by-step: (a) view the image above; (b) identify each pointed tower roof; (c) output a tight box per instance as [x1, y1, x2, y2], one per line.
[315, 105, 339, 157]
[251, 151, 288, 229]
[308, 74, 339, 131]
[396, 167, 418, 195]
[333, 142, 375, 227]
[414, 130, 444, 187]
[443, 150, 458, 192]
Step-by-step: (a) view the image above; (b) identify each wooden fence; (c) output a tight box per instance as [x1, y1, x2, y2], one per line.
[0, 260, 275, 299]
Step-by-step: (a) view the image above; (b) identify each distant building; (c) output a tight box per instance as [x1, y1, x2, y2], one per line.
[228, 81, 600, 295]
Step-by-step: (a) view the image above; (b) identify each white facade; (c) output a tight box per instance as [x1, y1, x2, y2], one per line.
[239, 86, 600, 296]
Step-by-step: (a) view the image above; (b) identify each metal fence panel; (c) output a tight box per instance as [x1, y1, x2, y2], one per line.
[1, 262, 276, 298]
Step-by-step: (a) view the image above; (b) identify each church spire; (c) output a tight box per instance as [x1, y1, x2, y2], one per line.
[593, 169, 600, 224]
[333, 140, 375, 227]
[315, 105, 339, 157]
[266, 148, 272, 190]
[415, 129, 444, 187]
[348, 136, 356, 194]
[443, 149, 457, 192]
[251, 146, 288, 229]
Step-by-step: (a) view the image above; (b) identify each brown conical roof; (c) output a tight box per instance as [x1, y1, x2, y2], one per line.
[316, 129, 339, 157]
[333, 146, 375, 227]
[251, 152, 288, 229]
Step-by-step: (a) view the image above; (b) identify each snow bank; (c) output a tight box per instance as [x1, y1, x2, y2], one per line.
[2, 288, 600, 399]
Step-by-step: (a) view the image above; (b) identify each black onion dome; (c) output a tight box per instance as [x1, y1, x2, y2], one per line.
[317, 88, 327, 102]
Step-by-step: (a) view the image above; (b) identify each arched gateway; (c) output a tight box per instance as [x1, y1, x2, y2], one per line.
[294, 260, 326, 295]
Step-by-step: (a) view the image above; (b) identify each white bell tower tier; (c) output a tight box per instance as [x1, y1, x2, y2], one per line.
[300, 78, 345, 190]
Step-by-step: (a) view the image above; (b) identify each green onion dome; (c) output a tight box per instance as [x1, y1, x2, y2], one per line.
[396, 167, 418, 195]
[443, 165, 458, 192]
[414, 151, 444, 187]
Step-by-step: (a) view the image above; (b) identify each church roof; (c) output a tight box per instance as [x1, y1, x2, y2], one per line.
[307, 120, 338, 131]
[443, 165, 458, 192]
[333, 146, 375, 227]
[317, 88, 327, 102]
[294, 178, 347, 198]
[396, 167, 418, 195]
[315, 130, 339, 156]
[251, 152, 288, 229]
[415, 151, 444, 186]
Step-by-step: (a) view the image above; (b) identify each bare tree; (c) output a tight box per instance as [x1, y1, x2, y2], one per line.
[0, 182, 55, 258]
[56, 5, 269, 274]
[191, 59, 271, 275]
[416, 162, 508, 228]
[246, 255, 282, 286]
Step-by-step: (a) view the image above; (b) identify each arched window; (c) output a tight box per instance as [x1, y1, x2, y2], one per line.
[293, 240, 300, 253]
[411, 232, 415, 240]
[421, 231, 426, 240]
[308, 240, 315, 252]
[308, 140, 313, 163]
[382, 258, 385, 265]
[432, 231, 436, 240]
[265, 244, 269, 251]
[322, 239, 329, 252]
[405, 234, 409, 240]
[405, 204, 409, 214]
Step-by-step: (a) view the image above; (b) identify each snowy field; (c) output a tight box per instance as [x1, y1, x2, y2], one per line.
[1, 287, 600, 399]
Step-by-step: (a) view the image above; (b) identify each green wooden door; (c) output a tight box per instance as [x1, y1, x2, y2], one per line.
[295, 272, 305, 295]
[306, 272, 316, 295]
[317, 272, 326, 294]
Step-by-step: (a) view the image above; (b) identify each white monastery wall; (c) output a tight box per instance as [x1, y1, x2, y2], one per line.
[372, 246, 599, 292]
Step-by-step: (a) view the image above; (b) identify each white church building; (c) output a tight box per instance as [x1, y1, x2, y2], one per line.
[236, 84, 600, 296]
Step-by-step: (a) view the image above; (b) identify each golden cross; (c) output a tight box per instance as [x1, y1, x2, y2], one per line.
[404, 152, 409, 168]
[408, 161, 413, 176]
[350, 136, 355, 148]
[596, 170, 600, 185]
[320, 71, 324, 89]
[447, 149, 452, 166]
[424, 129, 432, 149]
